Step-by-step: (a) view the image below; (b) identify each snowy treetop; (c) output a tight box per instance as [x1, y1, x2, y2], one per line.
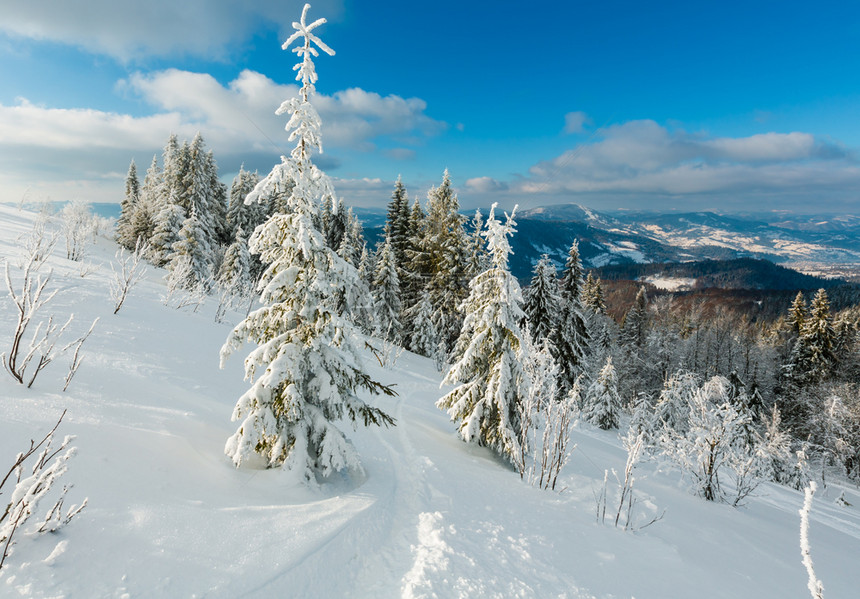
[283, 3, 335, 99]
[482, 202, 518, 271]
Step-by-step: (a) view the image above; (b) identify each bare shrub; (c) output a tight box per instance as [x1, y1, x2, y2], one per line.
[110, 238, 149, 314]
[0, 411, 87, 572]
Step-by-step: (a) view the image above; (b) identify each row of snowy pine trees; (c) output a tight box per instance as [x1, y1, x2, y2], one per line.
[114, 3, 860, 494]
[115, 131, 860, 492]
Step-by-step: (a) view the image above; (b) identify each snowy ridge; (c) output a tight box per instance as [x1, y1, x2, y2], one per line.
[504, 204, 860, 279]
[1, 203, 860, 597]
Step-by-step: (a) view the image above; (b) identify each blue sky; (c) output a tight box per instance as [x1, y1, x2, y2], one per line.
[2, 0, 860, 213]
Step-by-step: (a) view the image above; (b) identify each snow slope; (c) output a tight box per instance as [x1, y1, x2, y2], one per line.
[2, 203, 859, 598]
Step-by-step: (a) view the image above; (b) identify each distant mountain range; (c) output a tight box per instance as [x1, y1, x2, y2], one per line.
[592, 257, 845, 292]
[365, 202, 860, 282]
[18, 199, 858, 287]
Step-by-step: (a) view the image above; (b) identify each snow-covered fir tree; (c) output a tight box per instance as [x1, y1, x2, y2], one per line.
[220, 4, 394, 482]
[400, 197, 428, 345]
[129, 155, 161, 248]
[160, 134, 184, 211]
[408, 290, 439, 360]
[181, 133, 218, 250]
[467, 208, 489, 275]
[117, 160, 140, 249]
[556, 240, 589, 393]
[419, 170, 470, 356]
[582, 355, 622, 430]
[784, 288, 836, 386]
[205, 149, 230, 245]
[372, 235, 402, 343]
[621, 286, 649, 348]
[149, 189, 185, 267]
[523, 255, 561, 346]
[217, 227, 252, 298]
[437, 204, 528, 467]
[582, 272, 606, 314]
[385, 176, 412, 269]
[788, 291, 807, 337]
[168, 206, 212, 290]
[337, 207, 365, 267]
[227, 165, 262, 238]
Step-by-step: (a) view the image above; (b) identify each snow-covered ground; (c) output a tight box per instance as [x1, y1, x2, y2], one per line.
[2, 203, 860, 598]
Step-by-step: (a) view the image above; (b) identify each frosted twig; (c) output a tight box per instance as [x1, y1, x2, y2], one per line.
[62, 318, 98, 392]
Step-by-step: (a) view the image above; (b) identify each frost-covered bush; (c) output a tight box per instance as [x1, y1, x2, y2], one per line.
[2, 253, 97, 390]
[60, 200, 95, 262]
[0, 412, 87, 572]
[519, 334, 576, 489]
[659, 375, 792, 504]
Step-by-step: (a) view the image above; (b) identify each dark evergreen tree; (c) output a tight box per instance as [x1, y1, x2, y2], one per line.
[788, 291, 807, 337]
[385, 176, 411, 266]
[523, 255, 561, 346]
[419, 170, 470, 356]
[784, 288, 836, 386]
[621, 286, 649, 349]
[582, 272, 606, 314]
[556, 240, 589, 392]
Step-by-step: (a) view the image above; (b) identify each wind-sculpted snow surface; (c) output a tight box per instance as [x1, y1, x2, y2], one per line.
[1, 203, 860, 597]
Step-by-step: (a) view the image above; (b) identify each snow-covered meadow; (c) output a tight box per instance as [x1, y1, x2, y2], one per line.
[2, 202, 860, 597]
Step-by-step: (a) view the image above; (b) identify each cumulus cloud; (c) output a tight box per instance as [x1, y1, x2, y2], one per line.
[518, 120, 857, 208]
[0, 1, 342, 61]
[124, 69, 446, 152]
[0, 69, 445, 204]
[563, 111, 590, 134]
[465, 176, 508, 193]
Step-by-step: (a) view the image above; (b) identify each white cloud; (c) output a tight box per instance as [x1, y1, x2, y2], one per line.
[465, 176, 508, 193]
[0, 69, 445, 204]
[124, 69, 446, 153]
[563, 111, 590, 134]
[0, 1, 342, 61]
[512, 120, 860, 210]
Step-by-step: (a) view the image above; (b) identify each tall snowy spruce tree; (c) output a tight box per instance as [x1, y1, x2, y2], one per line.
[438, 204, 529, 469]
[220, 4, 394, 482]
[556, 240, 589, 393]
